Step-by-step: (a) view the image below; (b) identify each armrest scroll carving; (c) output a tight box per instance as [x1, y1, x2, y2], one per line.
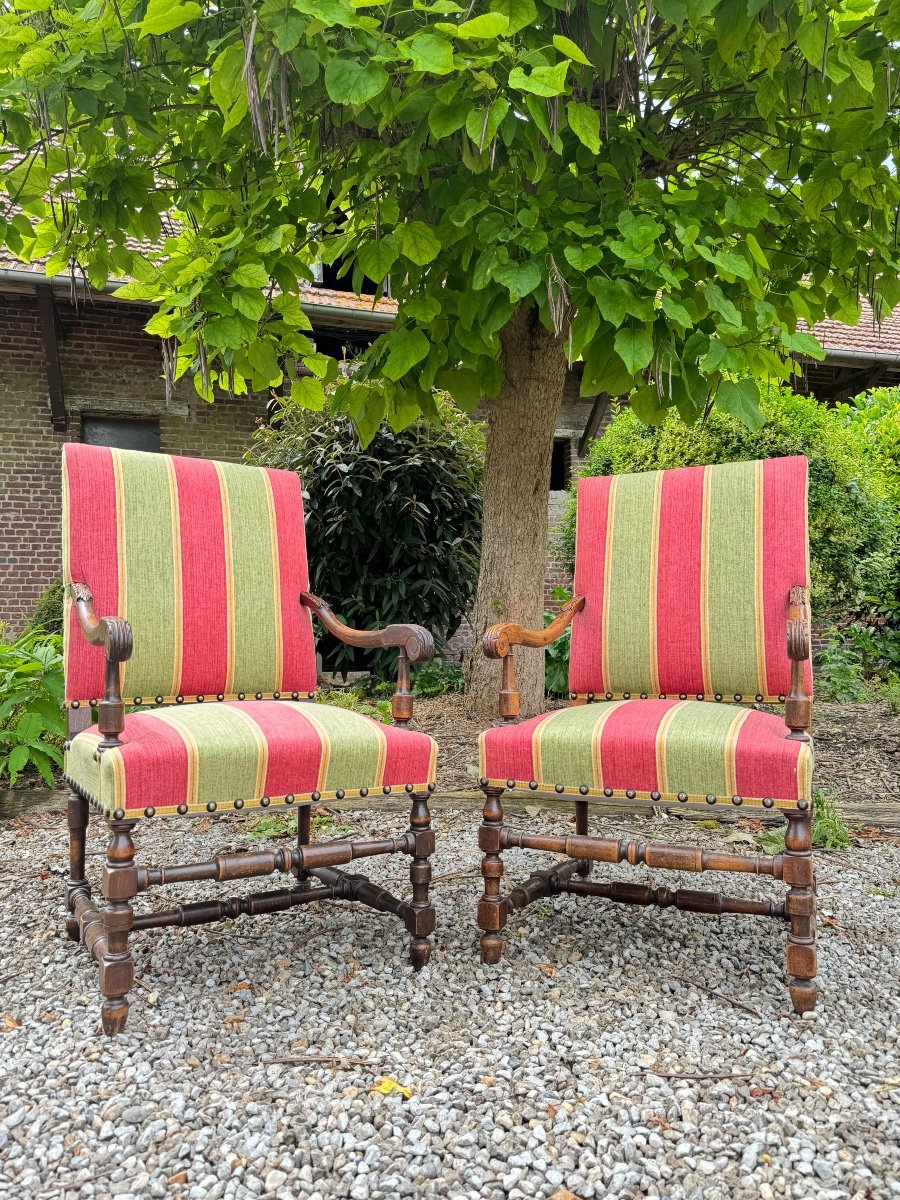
[69, 583, 133, 749]
[785, 585, 811, 743]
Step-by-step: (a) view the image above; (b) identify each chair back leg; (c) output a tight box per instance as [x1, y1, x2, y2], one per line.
[784, 810, 818, 1013]
[99, 819, 138, 1036]
[477, 787, 507, 963]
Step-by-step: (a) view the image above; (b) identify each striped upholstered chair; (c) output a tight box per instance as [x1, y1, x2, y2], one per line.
[477, 456, 817, 1013]
[62, 444, 438, 1034]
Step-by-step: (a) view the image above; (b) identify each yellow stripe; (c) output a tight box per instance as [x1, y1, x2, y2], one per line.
[296, 703, 333, 791]
[166, 456, 184, 700]
[600, 477, 618, 692]
[723, 706, 753, 797]
[214, 461, 236, 695]
[648, 471, 663, 697]
[223, 704, 270, 799]
[753, 460, 767, 699]
[261, 470, 284, 694]
[699, 465, 712, 697]
[590, 700, 627, 789]
[798, 741, 813, 801]
[426, 738, 438, 785]
[654, 700, 687, 795]
[111, 450, 128, 701]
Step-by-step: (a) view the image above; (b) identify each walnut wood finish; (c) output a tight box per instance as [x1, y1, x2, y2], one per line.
[99, 819, 137, 1036]
[300, 591, 434, 726]
[482, 595, 585, 720]
[476, 584, 817, 1012]
[65, 791, 90, 941]
[69, 583, 132, 748]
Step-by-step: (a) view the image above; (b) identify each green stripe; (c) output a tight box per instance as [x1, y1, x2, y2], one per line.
[220, 463, 280, 695]
[536, 704, 609, 788]
[605, 471, 658, 693]
[706, 460, 760, 696]
[301, 704, 386, 792]
[151, 705, 262, 806]
[663, 701, 742, 797]
[117, 450, 178, 700]
[65, 733, 102, 806]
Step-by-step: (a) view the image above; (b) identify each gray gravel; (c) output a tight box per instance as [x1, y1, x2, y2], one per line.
[1, 805, 899, 1200]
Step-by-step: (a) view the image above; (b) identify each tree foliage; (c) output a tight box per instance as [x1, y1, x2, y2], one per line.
[0, 0, 898, 429]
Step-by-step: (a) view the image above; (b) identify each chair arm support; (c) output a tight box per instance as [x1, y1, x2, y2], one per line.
[300, 592, 435, 726]
[785, 585, 811, 743]
[481, 595, 586, 722]
[69, 583, 133, 748]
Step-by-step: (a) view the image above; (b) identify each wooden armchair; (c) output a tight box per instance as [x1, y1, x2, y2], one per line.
[61, 444, 438, 1035]
[477, 456, 817, 1013]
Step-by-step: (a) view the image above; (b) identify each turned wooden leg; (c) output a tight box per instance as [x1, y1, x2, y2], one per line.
[295, 804, 311, 884]
[100, 819, 138, 1035]
[66, 791, 91, 941]
[405, 792, 436, 969]
[784, 809, 818, 1013]
[478, 787, 507, 964]
[574, 800, 592, 878]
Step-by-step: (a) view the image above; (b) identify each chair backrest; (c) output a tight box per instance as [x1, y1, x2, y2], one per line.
[62, 444, 317, 705]
[568, 456, 812, 703]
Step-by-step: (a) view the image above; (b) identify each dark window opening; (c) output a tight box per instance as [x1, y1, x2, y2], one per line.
[550, 438, 571, 490]
[82, 416, 161, 453]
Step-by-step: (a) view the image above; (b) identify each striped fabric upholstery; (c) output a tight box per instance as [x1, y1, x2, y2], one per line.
[62, 444, 317, 705]
[480, 700, 812, 810]
[65, 701, 438, 817]
[568, 456, 812, 702]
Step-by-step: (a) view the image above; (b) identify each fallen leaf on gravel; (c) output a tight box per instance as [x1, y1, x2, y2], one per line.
[372, 1077, 412, 1099]
[224, 1016, 244, 1028]
[2, 1014, 20, 1031]
[186, 1055, 201, 1068]
[536, 963, 556, 976]
[40, 1011, 58, 1022]
[546, 1103, 558, 1119]
[750, 1087, 782, 1100]
[479, 1076, 496, 1087]
[168, 1171, 188, 1184]
[226, 981, 251, 994]
[550, 1190, 582, 1200]
[821, 917, 841, 928]
[648, 1115, 672, 1130]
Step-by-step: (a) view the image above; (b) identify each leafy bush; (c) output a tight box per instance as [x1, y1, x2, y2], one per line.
[315, 688, 391, 724]
[559, 386, 898, 617]
[756, 788, 851, 853]
[410, 659, 465, 698]
[544, 587, 573, 696]
[0, 628, 65, 786]
[249, 398, 483, 678]
[29, 579, 64, 636]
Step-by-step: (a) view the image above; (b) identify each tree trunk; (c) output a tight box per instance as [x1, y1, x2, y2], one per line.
[465, 305, 569, 722]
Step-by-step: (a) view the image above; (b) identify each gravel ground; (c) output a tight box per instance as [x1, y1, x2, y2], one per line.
[1, 805, 900, 1200]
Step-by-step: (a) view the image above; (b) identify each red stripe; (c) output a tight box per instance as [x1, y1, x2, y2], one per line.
[598, 699, 679, 793]
[265, 468, 317, 694]
[569, 475, 613, 694]
[655, 466, 705, 695]
[733, 709, 803, 801]
[481, 712, 555, 781]
[63, 445, 119, 703]
[231, 702, 323, 797]
[171, 456, 229, 697]
[762, 457, 811, 698]
[112, 713, 191, 813]
[382, 721, 436, 785]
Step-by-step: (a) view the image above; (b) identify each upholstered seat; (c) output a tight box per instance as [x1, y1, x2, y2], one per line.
[66, 700, 437, 818]
[480, 698, 812, 811]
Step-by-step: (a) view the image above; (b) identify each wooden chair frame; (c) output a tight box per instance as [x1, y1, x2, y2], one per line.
[64, 585, 437, 1035]
[477, 586, 817, 1014]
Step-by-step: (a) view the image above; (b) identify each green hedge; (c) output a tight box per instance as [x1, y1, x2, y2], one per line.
[249, 398, 484, 677]
[558, 386, 898, 617]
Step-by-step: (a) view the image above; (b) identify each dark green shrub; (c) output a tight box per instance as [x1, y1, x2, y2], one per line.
[249, 398, 483, 677]
[544, 587, 573, 696]
[28, 579, 64, 636]
[0, 628, 65, 786]
[559, 386, 898, 618]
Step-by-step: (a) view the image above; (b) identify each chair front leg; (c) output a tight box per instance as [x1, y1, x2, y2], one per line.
[100, 818, 138, 1035]
[66, 791, 91, 941]
[784, 810, 818, 1014]
[477, 786, 507, 963]
[406, 792, 436, 969]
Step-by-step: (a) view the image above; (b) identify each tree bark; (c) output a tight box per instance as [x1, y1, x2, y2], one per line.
[465, 305, 569, 722]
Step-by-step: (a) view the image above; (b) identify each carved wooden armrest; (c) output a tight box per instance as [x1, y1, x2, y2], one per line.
[300, 591, 435, 726]
[785, 585, 811, 742]
[482, 595, 586, 722]
[69, 583, 133, 748]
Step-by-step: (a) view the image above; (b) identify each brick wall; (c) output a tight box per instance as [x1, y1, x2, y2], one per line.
[0, 289, 267, 630]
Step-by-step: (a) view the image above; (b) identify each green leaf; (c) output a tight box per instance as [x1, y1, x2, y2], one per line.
[138, 0, 202, 36]
[428, 101, 469, 138]
[384, 327, 431, 380]
[210, 43, 246, 115]
[28, 747, 56, 787]
[566, 101, 600, 154]
[232, 263, 269, 289]
[454, 12, 508, 37]
[395, 221, 441, 266]
[781, 330, 826, 361]
[563, 244, 602, 271]
[508, 62, 569, 97]
[405, 33, 455, 74]
[705, 283, 744, 330]
[357, 237, 398, 282]
[490, 0, 536, 34]
[552, 34, 591, 66]
[324, 56, 389, 105]
[16, 711, 43, 742]
[248, 339, 283, 386]
[802, 174, 842, 216]
[289, 376, 326, 411]
[493, 259, 541, 301]
[232, 290, 267, 321]
[630, 383, 669, 426]
[614, 325, 653, 374]
[796, 17, 827, 70]
[588, 277, 627, 327]
[660, 294, 693, 327]
[715, 378, 764, 431]
[714, 251, 753, 280]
